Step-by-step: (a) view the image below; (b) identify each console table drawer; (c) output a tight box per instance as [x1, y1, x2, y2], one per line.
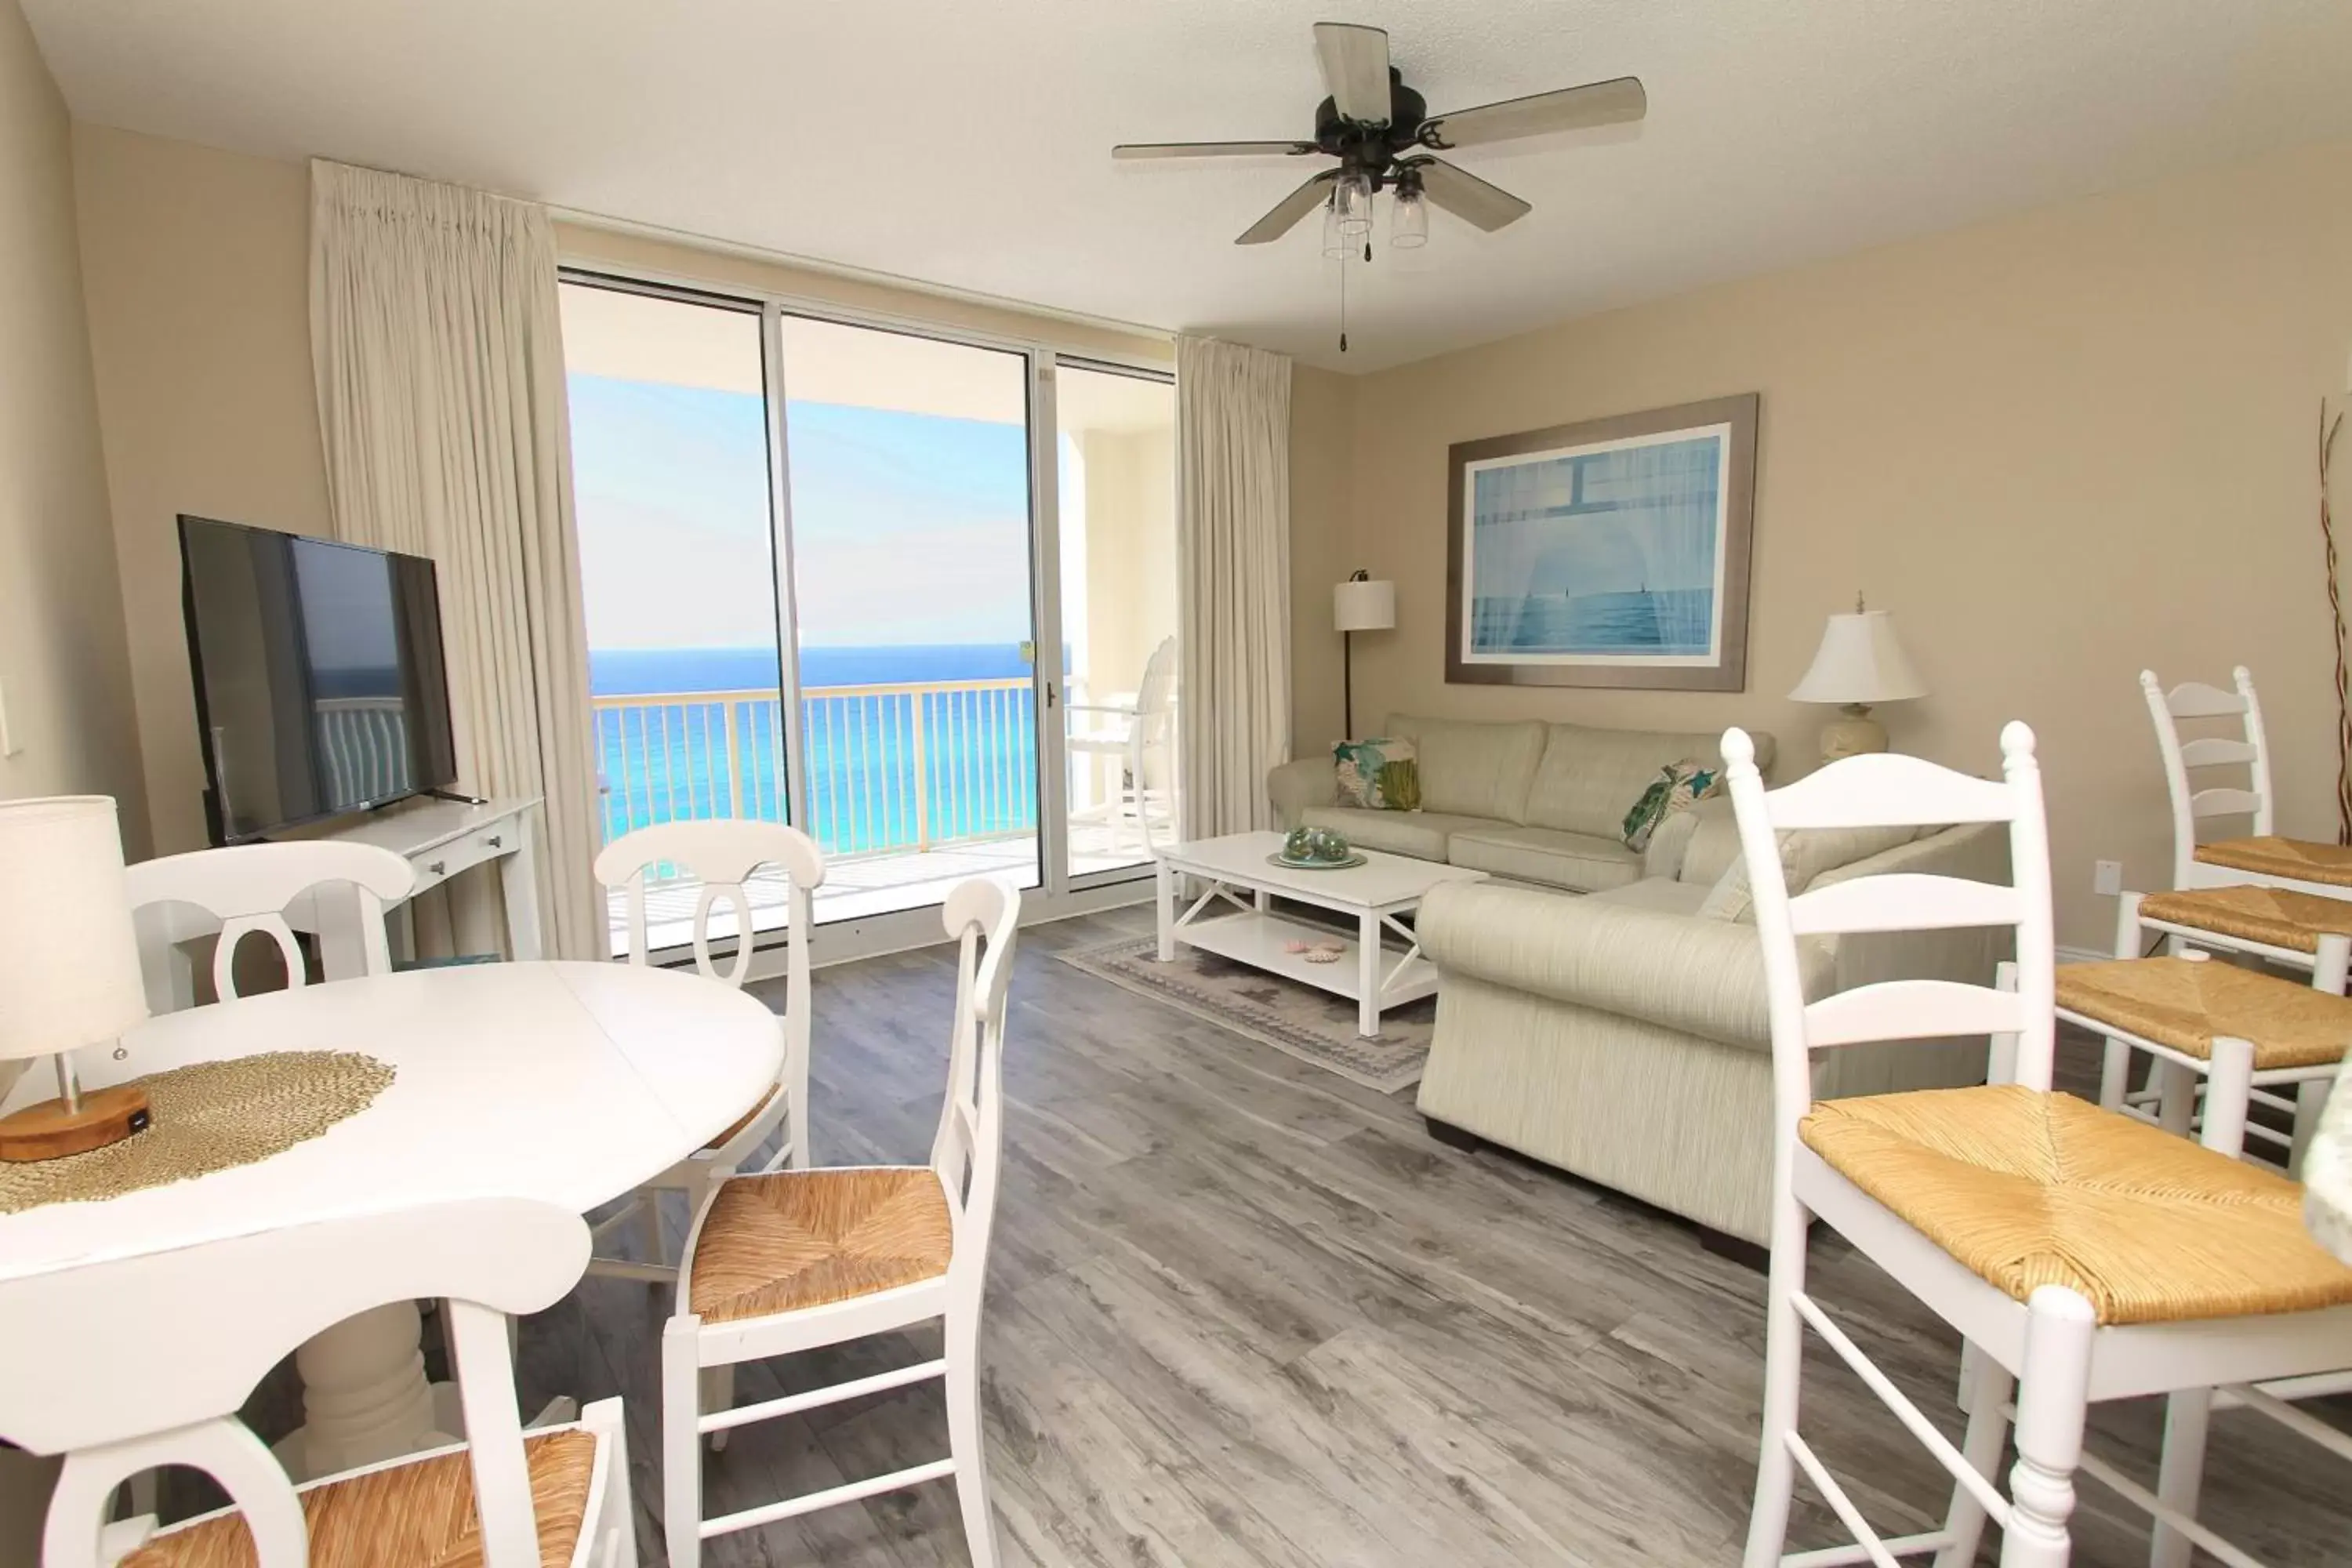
[412, 825, 514, 892]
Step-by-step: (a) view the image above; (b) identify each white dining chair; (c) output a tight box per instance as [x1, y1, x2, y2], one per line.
[0, 1197, 633, 1568]
[1067, 634, 1177, 855]
[589, 819, 822, 1289]
[2142, 666, 2352, 898]
[1724, 722, 2352, 1568]
[125, 840, 416, 1011]
[661, 880, 1019, 1568]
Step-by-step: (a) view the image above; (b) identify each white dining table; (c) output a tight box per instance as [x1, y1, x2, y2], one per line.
[0, 960, 782, 1480]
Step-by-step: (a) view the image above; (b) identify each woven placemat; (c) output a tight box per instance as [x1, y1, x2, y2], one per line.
[0, 1051, 395, 1214]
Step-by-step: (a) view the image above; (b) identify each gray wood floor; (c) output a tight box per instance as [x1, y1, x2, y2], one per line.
[235, 906, 2352, 1565]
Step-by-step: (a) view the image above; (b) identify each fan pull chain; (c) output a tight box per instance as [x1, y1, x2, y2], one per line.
[1338, 238, 1348, 354]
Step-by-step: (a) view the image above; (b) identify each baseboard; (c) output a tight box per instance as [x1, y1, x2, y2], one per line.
[2056, 944, 2109, 966]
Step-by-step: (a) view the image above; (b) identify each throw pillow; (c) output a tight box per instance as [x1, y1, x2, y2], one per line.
[1334, 738, 1422, 811]
[1620, 758, 1723, 853]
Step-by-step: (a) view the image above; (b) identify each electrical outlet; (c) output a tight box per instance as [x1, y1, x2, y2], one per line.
[2092, 859, 2122, 897]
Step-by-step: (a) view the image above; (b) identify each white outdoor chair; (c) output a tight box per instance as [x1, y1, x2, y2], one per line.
[125, 841, 416, 1011]
[662, 880, 1019, 1568]
[1724, 722, 2352, 1568]
[590, 820, 822, 1290]
[0, 1198, 633, 1568]
[2142, 666, 2352, 898]
[1067, 634, 1177, 855]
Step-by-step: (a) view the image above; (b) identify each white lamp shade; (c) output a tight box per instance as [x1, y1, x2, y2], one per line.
[1334, 578, 1396, 633]
[0, 797, 149, 1060]
[1789, 610, 1929, 706]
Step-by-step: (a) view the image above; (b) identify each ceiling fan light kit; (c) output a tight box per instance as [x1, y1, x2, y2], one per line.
[1112, 22, 1646, 350]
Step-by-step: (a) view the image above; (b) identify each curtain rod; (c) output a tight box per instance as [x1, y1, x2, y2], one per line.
[545, 202, 1174, 347]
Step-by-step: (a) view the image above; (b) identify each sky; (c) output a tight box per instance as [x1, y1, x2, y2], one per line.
[567, 374, 1036, 651]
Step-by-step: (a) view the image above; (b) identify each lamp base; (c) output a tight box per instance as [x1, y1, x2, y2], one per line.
[0, 1085, 151, 1163]
[1818, 704, 1889, 764]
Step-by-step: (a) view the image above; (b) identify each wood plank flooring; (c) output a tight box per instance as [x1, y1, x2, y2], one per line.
[262, 908, 2352, 1564]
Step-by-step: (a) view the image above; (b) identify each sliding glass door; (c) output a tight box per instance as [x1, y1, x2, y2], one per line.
[776, 316, 1041, 924]
[561, 271, 1170, 964]
[558, 281, 788, 956]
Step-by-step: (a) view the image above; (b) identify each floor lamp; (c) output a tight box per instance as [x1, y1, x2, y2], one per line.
[1333, 571, 1396, 740]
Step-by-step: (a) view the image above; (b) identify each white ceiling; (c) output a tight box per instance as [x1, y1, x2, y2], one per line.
[27, 1, 2352, 372]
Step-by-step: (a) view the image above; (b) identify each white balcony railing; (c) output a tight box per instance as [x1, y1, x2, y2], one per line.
[589, 678, 1040, 861]
[316, 696, 410, 808]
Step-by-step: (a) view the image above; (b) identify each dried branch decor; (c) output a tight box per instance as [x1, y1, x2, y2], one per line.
[2324, 401, 2349, 843]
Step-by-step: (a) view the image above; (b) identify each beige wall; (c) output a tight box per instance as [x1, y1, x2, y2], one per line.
[68, 127, 1173, 855]
[1076, 425, 1175, 695]
[1296, 138, 2352, 951]
[0, 2, 146, 848]
[73, 124, 329, 855]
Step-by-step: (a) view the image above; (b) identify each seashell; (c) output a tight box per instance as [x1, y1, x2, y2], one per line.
[1302, 946, 1343, 964]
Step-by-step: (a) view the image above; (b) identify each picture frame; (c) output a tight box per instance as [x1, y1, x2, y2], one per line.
[1446, 393, 1759, 691]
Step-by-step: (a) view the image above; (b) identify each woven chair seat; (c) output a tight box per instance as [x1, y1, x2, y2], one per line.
[687, 1166, 952, 1325]
[2054, 956, 2352, 1069]
[2195, 835, 2352, 889]
[2139, 885, 2352, 955]
[121, 1429, 597, 1568]
[1801, 1084, 2352, 1325]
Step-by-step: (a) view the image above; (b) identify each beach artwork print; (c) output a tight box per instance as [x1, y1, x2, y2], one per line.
[1446, 394, 1757, 691]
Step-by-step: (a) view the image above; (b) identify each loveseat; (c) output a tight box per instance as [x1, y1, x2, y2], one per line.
[1265, 716, 2005, 1248]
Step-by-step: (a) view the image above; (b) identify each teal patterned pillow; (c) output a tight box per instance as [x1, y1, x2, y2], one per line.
[1621, 759, 1723, 852]
[1333, 738, 1421, 811]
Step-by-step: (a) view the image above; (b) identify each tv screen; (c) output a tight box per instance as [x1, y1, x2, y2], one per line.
[180, 516, 459, 844]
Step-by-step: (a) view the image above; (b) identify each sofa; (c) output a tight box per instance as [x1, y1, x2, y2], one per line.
[1267, 713, 1778, 891]
[1265, 716, 2006, 1248]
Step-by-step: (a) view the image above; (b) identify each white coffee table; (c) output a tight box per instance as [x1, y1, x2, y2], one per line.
[1154, 831, 1487, 1037]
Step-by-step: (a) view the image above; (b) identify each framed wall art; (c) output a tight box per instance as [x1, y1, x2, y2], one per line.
[1446, 393, 1758, 691]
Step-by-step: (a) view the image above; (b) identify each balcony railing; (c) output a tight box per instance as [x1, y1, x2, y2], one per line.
[590, 678, 1040, 860]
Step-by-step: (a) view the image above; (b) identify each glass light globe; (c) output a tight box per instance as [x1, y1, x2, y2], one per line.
[1335, 172, 1372, 237]
[1391, 186, 1428, 249]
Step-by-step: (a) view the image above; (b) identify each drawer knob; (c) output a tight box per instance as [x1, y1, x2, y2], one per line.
[488, 835, 503, 849]
[428, 860, 447, 876]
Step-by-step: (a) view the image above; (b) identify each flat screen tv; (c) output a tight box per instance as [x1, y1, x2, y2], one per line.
[180, 516, 459, 844]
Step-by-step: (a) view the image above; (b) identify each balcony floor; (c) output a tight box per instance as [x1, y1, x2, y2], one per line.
[608, 818, 1160, 955]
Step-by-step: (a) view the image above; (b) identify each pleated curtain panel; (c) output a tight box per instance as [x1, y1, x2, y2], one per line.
[1175, 336, 1294, 837]
[308, 159, 604, 962]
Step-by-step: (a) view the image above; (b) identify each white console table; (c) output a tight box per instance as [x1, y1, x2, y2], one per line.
[136, 795, 544, 1009]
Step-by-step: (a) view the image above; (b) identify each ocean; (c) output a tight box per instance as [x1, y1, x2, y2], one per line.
[590, 644, 1043, 857]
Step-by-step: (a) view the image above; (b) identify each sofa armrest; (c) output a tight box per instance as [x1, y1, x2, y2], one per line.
[1817, 822, 2013, 996]
[1417, 880, 1834, 1052]
[1268, 757, 1338, 828]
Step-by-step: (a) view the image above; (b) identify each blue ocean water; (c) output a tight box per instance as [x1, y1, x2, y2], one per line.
[590, 644, 1041, 857]
[1471, 587, 1715, 657]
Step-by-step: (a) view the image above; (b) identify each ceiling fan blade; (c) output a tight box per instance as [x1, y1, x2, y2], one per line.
[1413, 158, 1532, 232]
[1236, 169, 1341, 245]
[1112, 140, 1319, 161]
[1421, 76, 1647, 149]
[1313, 22, 1393, 124]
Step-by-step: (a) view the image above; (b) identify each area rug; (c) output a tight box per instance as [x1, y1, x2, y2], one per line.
[1055, 934, 1434, 1094]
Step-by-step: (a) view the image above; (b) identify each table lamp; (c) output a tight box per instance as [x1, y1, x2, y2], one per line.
[0, 797, 153, 1161]
[1788, 596, 1929, 764]
[1334, 569, 1396, 739]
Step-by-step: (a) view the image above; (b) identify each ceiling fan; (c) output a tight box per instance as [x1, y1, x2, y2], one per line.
[1112, 21, 1646, 249]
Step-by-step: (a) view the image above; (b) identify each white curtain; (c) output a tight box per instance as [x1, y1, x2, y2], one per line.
[1176, 336, 1292, 837]
[308, 160, 602, 961]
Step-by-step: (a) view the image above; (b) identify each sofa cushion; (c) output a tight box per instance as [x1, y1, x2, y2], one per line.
[1300, 806, 1494, 862]
[1446, 826, 1643, 894]
[1384, 715, 1546, 823]
[1585, 877, 1715, 917]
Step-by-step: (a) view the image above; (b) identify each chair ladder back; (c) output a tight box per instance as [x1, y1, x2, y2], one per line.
[1723, 720, 2056, 1141]
[125, 842, 415, 1005]
[928, 881, 1019, 1279]
[2142, 666, 2277, 887]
